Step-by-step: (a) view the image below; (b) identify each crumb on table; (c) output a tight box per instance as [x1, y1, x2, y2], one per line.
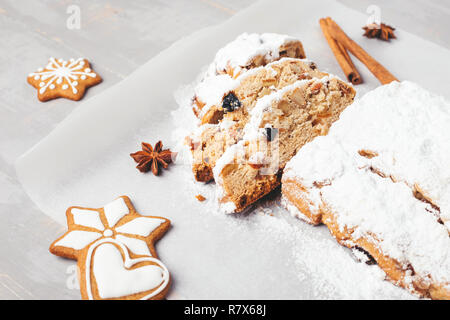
[195, 194, 206, 202]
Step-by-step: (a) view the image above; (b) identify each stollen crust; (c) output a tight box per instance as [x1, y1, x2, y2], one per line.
[206, 32, 306, 79]
[282, 81, 450, 299]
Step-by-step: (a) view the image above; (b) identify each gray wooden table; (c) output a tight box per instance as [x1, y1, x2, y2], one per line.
[1, 0, 449, 299]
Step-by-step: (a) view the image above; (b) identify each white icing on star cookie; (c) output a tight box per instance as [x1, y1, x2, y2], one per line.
[29, 58, 96, 94]
[52, 197, 166, 257]
[27, 57, 102, 101]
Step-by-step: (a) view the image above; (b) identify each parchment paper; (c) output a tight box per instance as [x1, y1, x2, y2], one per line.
[16, 0, 450, 299]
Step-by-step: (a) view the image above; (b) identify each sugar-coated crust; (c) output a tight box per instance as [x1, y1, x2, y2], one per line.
[282, 180, 450, 300]
[27, 57, 102, 102]
[281, 179, 322, 225]
[208, 33, 306, 79]
[49, 195, 171, 300]
[217, 39, 306, 79]
[281, 81, 450, 299]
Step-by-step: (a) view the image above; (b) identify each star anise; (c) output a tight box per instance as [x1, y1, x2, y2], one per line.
[130, 141, 176, 175]
[363, 23, 396, 41]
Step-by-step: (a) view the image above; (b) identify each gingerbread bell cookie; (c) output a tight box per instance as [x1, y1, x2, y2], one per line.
[50, 196, 171, 300]
[27, 57, 102, 102]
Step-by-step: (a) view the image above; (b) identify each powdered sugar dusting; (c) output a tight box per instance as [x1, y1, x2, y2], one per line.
[206, 33, 297, 77]
[171, 78, 417, 299]
[194, 75, 238, 117]
[283, 81, 450, 293]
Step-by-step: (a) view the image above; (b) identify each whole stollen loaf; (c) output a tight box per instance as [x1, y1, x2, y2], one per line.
[282, 81, 450, 299]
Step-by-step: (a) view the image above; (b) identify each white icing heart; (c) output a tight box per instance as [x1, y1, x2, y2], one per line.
[85, 239, 169, 300]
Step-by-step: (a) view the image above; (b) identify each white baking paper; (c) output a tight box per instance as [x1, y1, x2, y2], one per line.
[16, 0, 450, 299]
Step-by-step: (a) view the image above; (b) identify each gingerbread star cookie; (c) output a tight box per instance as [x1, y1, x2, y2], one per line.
[50, 196, 171, 300]
[27, 57, 102, 102]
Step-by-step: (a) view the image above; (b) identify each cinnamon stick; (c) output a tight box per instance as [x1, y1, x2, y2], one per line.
[326, 18, 398, 85]
[319, 18, 362, 85]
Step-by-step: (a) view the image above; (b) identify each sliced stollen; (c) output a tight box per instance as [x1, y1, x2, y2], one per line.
[282, 81, 450, 299]
[193, 33, 306, 125]
[193, 58, 321, 125]
[188, 58, 326, 181]
[213, 75, 355, 213]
